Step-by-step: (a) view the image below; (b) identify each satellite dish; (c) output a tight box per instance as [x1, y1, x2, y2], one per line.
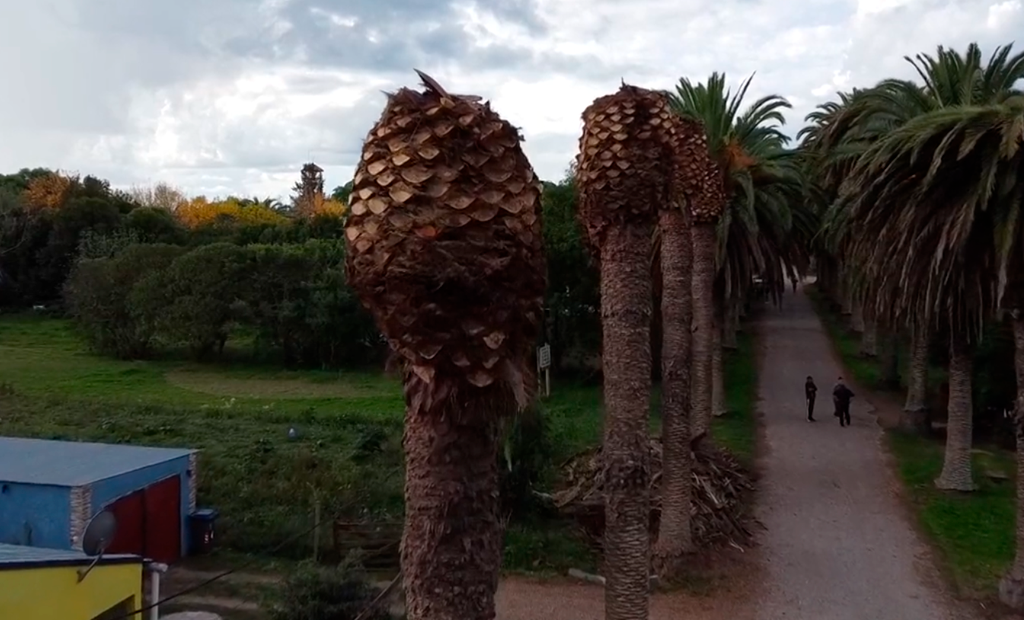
[82, 510, 117, 556]
[77, 510, 117, 583]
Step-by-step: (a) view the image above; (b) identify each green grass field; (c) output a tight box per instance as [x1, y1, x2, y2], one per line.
[0, 312, 758, 575]
[806, 286, 1016, 597]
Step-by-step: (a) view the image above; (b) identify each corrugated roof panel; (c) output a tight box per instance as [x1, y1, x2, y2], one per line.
[0, 543, 140, 568]
[0, 436, 195, 486]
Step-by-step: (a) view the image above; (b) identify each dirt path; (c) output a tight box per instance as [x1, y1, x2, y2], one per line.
[164, 285, 980, 619]
[496, 568, 757, 620]
[752, 284, 967, 620]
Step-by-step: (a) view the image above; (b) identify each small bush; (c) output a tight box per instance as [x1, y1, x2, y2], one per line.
[241, 240, 379, 367]
[63, 243, 185, 358]
[77, 228, 144, 260]
[123, 206, 187, 244]
[499, 403, 555, 520]
[142, 242, 250, 359]
[270, 559, 391, 620]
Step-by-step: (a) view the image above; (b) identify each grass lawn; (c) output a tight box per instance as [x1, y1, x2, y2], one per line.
[714, 329, 759, 466]
[806, 285, 1016, 597]
[0, 312, 759, 575]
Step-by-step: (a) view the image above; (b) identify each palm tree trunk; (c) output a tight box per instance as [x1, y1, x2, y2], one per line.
[851, 300, 865, 333]
[599, 225, 652, 620]
[723, 301, 739, 350]
[998, 312, 1024, 609]
[934, 331, 976, 491]
[690, 223, 716, 439]
[901, 321, 930, 433]
[878, 328, 900, 389]
[653, 209, 694, 573]
[839, 266, 852, 317]
[860, 317, 877, 357]
[401, 385, 505, 620]
[712, 316, 726, 417]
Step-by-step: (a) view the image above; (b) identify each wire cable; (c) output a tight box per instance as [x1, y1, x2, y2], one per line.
[113, 500, 396, 619]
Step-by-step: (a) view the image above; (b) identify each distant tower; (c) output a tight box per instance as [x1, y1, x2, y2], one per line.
[292, 162, 325, 217]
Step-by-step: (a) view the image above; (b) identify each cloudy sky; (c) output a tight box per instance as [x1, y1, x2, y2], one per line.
[0, 0, 1020, 199]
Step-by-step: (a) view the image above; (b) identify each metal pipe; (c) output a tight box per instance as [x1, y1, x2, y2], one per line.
[147, 562, 168, 620]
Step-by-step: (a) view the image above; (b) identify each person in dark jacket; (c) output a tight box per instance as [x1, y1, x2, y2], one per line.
[805, 376, 818, 421]
[833, 377, 855, 427]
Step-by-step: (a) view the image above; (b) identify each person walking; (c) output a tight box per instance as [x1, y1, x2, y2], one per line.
[833, 377, 855, 427]
[805, 375, 818, 421]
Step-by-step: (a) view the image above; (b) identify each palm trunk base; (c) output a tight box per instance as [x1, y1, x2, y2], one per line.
[599, 225, 653, 620]
[936, 336, 976, 492]
[651, 548, 692, 581]
[898, 408, 930, 435]
[934, 462, 976, 491]
[401, 383, 506, 620]
[652, 208, 695, 579]
[859, 322, 878, 357]
[712, 338, 727, 418]
[999, 575, 1024, 610]
[933, 473, 976, 492]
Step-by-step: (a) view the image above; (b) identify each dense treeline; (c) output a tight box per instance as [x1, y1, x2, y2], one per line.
[0, 167, 599, 370]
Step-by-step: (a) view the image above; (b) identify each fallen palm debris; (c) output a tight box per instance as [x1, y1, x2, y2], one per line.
[544, 438, 756, 551]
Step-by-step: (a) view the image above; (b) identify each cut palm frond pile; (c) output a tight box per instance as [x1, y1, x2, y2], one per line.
[547, 438, 756, 550]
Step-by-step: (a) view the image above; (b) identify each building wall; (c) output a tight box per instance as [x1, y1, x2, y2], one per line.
[0, 484, 70, 549]
[69, 485, 93, 550]
[89, 455, 192, 555]
[0, 562, 142, 620]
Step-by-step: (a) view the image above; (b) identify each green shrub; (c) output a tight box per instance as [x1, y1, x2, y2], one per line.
[143, 242, 250, 359]
[499, 404, 555, 520]
[77, 228, 144, 260]
[123, 206, 187, 244]
[63, 244, 185, 358]
[241, 240, 379, 367]
[270, 559, 391, 620]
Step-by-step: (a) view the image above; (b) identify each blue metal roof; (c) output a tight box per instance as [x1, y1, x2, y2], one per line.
[0, 436, 195, 487]
[0, 543, 140, 570]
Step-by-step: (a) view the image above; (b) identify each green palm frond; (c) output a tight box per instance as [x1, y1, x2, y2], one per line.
[668, 72, 813, 305]
[844, 99, 1024, 333]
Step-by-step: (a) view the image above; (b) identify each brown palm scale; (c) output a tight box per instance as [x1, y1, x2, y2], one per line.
[345, 71, 546, 416]
[575, 84, 677, 249]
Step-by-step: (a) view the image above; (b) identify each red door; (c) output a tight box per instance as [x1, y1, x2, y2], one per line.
[105, 490, 144, 556]
[143, 475, 181, 564]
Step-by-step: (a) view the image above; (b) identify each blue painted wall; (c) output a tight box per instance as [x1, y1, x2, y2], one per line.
[90, 455, 193, 556]
[0, 483, 70, 549]
[89, 455, 192, 557]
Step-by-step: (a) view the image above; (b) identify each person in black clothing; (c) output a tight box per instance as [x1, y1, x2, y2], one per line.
[833, 377, 855, 427]
[805, 376, 818, 421]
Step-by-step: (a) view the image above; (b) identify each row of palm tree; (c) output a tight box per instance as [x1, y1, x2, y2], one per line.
[343, 67, 814, 620]
[800, 42, 1024, 607]
[345, 44, 1024, 619]
[578, 75, 816, 617]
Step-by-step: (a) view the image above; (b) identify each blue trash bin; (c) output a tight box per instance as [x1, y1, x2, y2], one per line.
[189, 508, 219, 555]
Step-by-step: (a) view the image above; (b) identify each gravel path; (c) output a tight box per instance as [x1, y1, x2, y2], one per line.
[753, 284, 964, 620]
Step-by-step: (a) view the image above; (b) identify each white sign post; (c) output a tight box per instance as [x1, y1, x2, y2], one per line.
[537, 344, 552, 397]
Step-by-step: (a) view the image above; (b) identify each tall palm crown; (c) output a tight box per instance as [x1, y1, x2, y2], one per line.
[669, 72, 813, 303]
[836, 43, 1024, 332]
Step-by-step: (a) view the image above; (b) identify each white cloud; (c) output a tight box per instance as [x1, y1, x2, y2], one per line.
[0, 0, 1021, 198]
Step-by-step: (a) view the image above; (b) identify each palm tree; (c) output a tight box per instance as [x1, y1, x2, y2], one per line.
[840, 95, 1024, 603]
[806, 43, 1024, 436]
[651, 115, 714, 573]
[576, 84, 677, 620]
[840, 104, 1020, 491]
[344, 72, 546, 620]
[669, 73, 805, 428]
[877, 97, 1024, 607]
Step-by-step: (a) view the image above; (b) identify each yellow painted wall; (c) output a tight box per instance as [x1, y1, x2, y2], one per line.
[0, 562, 142, 620]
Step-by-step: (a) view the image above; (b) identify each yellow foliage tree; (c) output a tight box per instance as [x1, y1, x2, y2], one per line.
[175, 196, 289, 229]
[23, 171, 80, 210]
[308, 195, 348, 217]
